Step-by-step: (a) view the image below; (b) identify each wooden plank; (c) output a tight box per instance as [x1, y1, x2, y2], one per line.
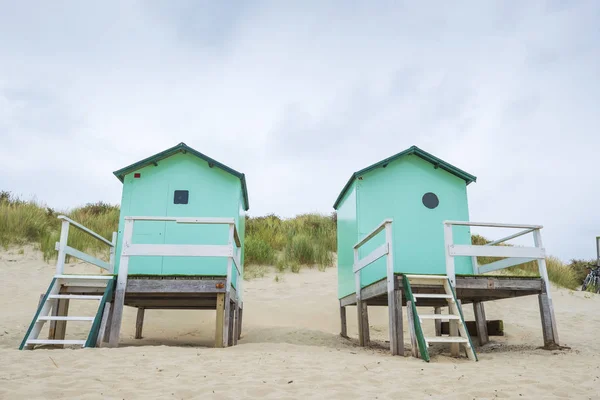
[126, 279, 226, 294]
[441, 320, 504, 336]
[126, 299, 218, 308]
[486, 228, 536, 246]
[353, 243, 388, 273]
[449, 244, 545, 259]
[58, 215, 114, 246]
[533, 230, 559, 344]
[49, 299, 69, 349]
[97, 302, 111, 347]
[340, 304, 348, 338]
[135, 308, 145, 339]
[354, 219, 392, 249]
[125, 216, 235, 224]
[55, 220, 70, 275]
[41, 316, 93, 321]
[450, 299, 461, 357]
[455, 277, 543, 291]
[538, 294, 558, 347]
[108, 219, 132, 348]
[444, 220, 542, 229]
[232, 302, 238, 346]
[434, 307, 442, 336]
[237, 303, 243, 340]
[478, 257, 534, 274]
[406, 301, 418, 358]
[122, 244, 232, 258]
[64, 246, 111, 271]
[103, 302, 113, 343]
[357, 301, 370, 346]
[215, 293, 225, 348]
[360, 279, 387, 301]
[444, 223, 456, 285]
[27, 339, 85, 346]
[339, 293, 356, 307]
[389, 288, 403, 356]
[473, 302, 489, 345]
[228, 300, 235, 347]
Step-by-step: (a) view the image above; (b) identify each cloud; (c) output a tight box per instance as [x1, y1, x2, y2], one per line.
[0, 1, 599, 261]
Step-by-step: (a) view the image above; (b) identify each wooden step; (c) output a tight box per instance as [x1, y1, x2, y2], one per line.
[405, 274, 447, 280]
[55, 275, 113, 280]
[48, 295, 103, 300]
[26, 339, 86, 346]
[425, 336, 469, 344]
[412, 293, 453, 300]
[38, 316, 94, 321]
[419, 314, 460, 320]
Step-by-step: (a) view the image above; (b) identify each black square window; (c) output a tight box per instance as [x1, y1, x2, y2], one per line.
[174, 190, 189, 204]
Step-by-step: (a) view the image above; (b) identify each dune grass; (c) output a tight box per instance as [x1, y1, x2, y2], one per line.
[0, 190, 586, 288]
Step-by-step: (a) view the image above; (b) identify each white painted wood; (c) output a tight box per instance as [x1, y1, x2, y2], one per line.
[58, 215, 114, 247]
[425, 337, 468, 343]
[412, 293, 453, 300]
[125, 216, 235, 224]
[109, 218, 132, 348]
[486, 228, 536, 246]
[477, 257, 534, 274]
[533, 229, 559, 344]
[122, 244, 233, 257]
[418, 314, 460, 320]
[449, 244, 545, 259]
[354, 248, 360, 300]
[97, 302, 111, 347]
[444, 223, 456, 286]
[444, 220, 542, 229]
[27, 339, 86, 345]
[38, 316, 94, 321]
[471, 256, 479, 275]
[55, 220, 70, 275]
[109, 232, 117, 274]
[64, 246, 112, 270]
[384, 222, 399, 355]
[55, 275, 113, 280]
[48, 295, 103, 300]
[353, 243, 389, 273]
[354, 219, 393, 249]
[404, 274, 447, 280]
[24, 280, 61, 349]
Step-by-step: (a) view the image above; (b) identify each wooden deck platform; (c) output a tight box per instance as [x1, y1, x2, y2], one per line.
[338, 274, 558, 356]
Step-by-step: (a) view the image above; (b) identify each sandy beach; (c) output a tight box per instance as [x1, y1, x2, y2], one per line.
[1, 247, 599, 399]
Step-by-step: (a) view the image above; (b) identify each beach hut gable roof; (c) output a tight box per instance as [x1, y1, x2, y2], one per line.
[113, 142, 249, 210]
[333, 145, 476, 209]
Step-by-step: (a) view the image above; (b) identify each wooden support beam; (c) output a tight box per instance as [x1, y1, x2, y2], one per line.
[49, 299, 70, 348]
[406, 301, 419, 358]
[473, 302, 489, 345]
[237, 303, 243, 340]
[135, 308, 145, 339]
[340, 304, 348, 338]
[227, 300, 235, 347]
[538, 294, 558, 348]
[232, 302, 238, 346]
[215, 293, 225, 348]
[434, 307, 442, 336]
[450, 300, 461, 357]
[97, 302, 112, 347]
[223, 292, 231, 347]
[388, 288, 403, 356]
[357, 301, 370, 346]
[103, 302, 114, 343]
[441, 320, 504, 336]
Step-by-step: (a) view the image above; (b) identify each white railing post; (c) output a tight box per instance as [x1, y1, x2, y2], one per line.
[444, 222, 456, 286]
[596, 236, 600, 267]
[384, 222, 394, 293]
[533, 228, 559, 343]
[55, 220, 70, 275]
[354, 247, 360, 302]
[109, 232, 117, 274]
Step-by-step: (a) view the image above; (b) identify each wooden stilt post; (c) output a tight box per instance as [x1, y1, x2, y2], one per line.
[434, 307, 442, 336]
[108, 218, 133, 348]
[49, 299, 70, 348]
[135, 308, 145, 339]
[97, 302, 112, 347]
[473, 302, 489, 346]
[450, 300, 461, 357]
[539, 293, 558, 347]
[357, 301, 370, 346]
[227, 299, 235, 347]
[215, 293, 225, 348]
[340, 303, 348, 338]
[406, 300, 419, 358]
[103, 302, 114, 343]
[232, 301, 238, 346]
[237, 302, 243, 340]
[388, 288, 404, 355]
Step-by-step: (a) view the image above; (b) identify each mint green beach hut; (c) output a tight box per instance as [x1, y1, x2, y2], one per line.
[335, 146, 559, 362]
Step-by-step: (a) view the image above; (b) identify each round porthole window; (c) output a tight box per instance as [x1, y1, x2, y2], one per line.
[422, 192, 439, 209]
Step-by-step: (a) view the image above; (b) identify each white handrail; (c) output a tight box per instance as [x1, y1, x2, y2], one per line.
[354, 219, 393, 250]
[55, 216, 117, 275]
[444, 220, 543, 229]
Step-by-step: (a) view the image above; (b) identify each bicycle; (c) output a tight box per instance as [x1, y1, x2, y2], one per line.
[582, 265, 600, 293]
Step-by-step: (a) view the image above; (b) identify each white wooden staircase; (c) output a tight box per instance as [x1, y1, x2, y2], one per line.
[402, 274, 477, 362]
[20, 275, 115, 350]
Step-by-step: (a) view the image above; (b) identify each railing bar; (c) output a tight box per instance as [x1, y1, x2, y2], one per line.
[354, 219, 393, 250]
[444, 220, 542, 229]
[58, 215, 114, 247]
[486, 228, 535, 246]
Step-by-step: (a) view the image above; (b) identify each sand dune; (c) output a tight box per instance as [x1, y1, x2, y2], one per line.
[1, 247, 599, 399]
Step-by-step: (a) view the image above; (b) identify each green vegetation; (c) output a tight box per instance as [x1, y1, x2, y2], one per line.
[0, 190, 590, 289]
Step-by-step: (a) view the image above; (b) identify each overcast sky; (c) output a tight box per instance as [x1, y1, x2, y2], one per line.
[1, 1, 598, 262]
